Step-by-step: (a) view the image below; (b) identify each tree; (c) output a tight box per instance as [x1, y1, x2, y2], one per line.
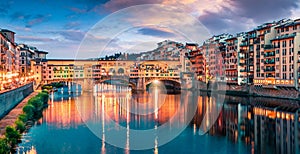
[5, 126, 21, 147]
[0, 138, 9, 154]
[15, 120, 26, 133]
[22, 104, 35, 120]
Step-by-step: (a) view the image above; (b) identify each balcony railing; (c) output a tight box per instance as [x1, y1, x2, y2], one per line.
[264, 44, 274, 50]
[264, 68, 275, 72]
[240, 43, 248, 47]
[264, 60, 275, 64]
[264, 52, 275, 57]
[266, 75, 275, 78]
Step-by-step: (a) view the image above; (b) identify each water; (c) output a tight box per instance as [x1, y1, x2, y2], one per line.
[16, 84, 300, 154]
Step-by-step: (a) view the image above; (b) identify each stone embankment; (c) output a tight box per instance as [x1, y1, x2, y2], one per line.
[0, 92, 38, 137]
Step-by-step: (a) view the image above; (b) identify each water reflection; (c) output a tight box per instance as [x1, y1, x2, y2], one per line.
[16, 85, 300, 154]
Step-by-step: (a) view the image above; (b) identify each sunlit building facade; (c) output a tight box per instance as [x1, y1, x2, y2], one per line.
[0, 29, 19, 89]
[253, 19, 300, 88]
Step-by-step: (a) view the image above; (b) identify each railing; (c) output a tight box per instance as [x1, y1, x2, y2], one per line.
[240, 43, 248, 47]
[264, 68, 275, 72]
[264, 52, 275, 57]
[264, 44, 274, 49]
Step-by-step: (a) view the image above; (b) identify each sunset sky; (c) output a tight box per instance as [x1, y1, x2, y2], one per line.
[0, 0, 299, 58]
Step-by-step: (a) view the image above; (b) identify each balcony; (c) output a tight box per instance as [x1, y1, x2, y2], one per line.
[240, 43, 248, 47]
[264, 68, 275, 72]
[264, 44, 274, 50]
[254, 40, 260, 44]
[264, 59, 275, 64]
[264, 52, 275, 57]
[266, 74, 275, 78]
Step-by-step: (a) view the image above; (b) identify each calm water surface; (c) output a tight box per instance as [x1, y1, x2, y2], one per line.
[16, 84, 300, 154]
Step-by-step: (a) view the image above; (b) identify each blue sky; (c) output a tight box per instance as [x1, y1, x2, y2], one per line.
[0, 0, 299, 58]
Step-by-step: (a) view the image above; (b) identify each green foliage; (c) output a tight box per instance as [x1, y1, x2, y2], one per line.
[1, 91, 50, 152]
[5, 126, 21, 146]
[42, 89, 49, 94]
[18, 114, 28, 123]
[28, 97, 43, 111]
[0, 138, 9, 154]
[22, 104, 35, 120]
[41, 85, 52, 90]
[37, 92, 49, 104]
[51, 82, 64, 88]
[15, 120, 26, 133]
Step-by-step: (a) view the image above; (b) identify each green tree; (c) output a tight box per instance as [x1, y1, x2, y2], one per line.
[37, 92, 49, 104]
[15, 120, 26, 133]
[0, 138, 9, 154]
[28, 97, 43, 111]
[5, 126, 21, 147]
[22, 104, 35, 120]
[18, 114, 28, 123]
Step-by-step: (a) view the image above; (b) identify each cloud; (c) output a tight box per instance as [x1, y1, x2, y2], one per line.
[17, 35, 55, 43]
[25, 14, 52, 28]
[198, 7, 255, 34]
[64, 21, 81, 30]
[10, 12, 32, 20]
[137, 27, 175, 38]
[103, 0, 162, 12]
[70, 7, 89, 14]
[58, 30, 85, 41]
[227, 0, 299, 23]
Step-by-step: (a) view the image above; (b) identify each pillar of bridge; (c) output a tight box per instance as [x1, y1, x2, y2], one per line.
[136, 77, 145, 90]
[82, 78, 94, 92]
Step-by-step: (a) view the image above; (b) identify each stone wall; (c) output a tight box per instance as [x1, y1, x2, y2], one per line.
[0, 83, 33, 119]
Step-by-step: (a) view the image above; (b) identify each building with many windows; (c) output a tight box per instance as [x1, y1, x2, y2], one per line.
[0, 29, 19, 89]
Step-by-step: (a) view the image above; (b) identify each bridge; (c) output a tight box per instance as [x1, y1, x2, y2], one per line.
[36, 60, 196, 91]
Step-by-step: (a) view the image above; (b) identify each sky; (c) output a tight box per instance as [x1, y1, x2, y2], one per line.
[0, 0, 299, 58]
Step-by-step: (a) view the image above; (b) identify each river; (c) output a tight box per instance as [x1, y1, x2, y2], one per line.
[16, 83, 300, 154]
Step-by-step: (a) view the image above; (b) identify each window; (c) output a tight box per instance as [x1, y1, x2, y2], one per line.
[283, 41, 286, 48]
[283, 73, 286, 79]
[283, 49, 286, 55]
[290, 40, 294, 46]
[276, 57, 279, 61]
[283, 57, 286, 64]
[276, 50, 279, 54]
[289, 48, 294, 55]
[290, 73, 294, 79]
[283, 65, 286, 72]
[289, 56, 293, 63]
[276, 73, 280, 77]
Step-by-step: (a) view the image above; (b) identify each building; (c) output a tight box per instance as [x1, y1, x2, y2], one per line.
[187, 43, 206, 82]
[252, 19, 300, 88]
[202, 34, 229, 82]
[18, 44, 48, 78]
[0, 29, 19, 90]
[225, 33, 248, 85]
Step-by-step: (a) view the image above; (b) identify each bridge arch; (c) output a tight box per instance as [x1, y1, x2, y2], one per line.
[145, 78, 181, 90]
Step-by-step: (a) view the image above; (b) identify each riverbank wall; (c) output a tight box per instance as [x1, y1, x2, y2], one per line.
[0, 83, 34, 119]
[198, 82, 300, 100]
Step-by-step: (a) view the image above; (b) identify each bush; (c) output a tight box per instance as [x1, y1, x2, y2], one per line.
[37, 92, 49, 104]
[22, 104, 35, 120]
[15, 120, 26, 133]
[18, 114, 28, 123]
[0, 138, 9, 154]
[41, 85, 52, 90]
[5, 126, 21, 146]
[28, 97, 43, 111]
